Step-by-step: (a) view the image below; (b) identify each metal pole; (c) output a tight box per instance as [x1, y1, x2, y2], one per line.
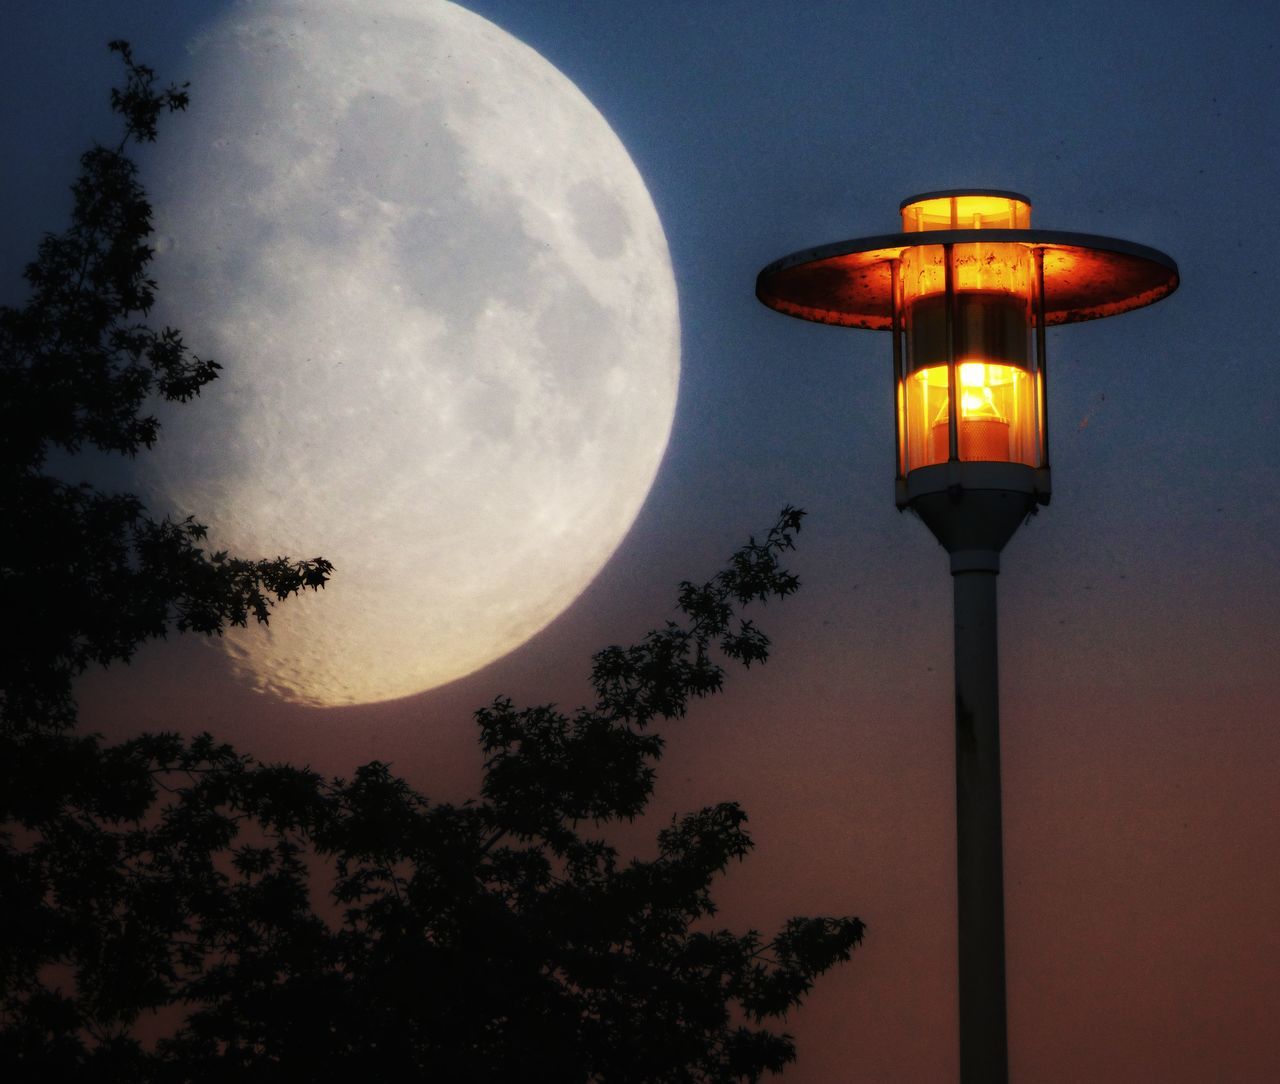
[951, 552, 1009, 1083]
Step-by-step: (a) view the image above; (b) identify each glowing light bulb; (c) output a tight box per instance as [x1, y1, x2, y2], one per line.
[915, 361, 1028, 463]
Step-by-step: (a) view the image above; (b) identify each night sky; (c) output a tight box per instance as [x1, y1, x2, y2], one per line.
[6, 1, 1280, 1080]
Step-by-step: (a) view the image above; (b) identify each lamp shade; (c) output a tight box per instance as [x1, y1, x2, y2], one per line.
[755, 202, 1179, 330]
[756, 191, 1179, 510]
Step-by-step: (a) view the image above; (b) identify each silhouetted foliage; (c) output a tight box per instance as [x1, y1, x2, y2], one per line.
[0, 41, 333, 731]
[0, 46, 863, 1082]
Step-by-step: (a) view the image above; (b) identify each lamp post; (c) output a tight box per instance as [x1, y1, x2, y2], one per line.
[756, 190, 1178, 1082]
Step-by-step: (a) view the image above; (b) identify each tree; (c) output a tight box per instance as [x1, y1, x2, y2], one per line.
[0, 45, 864, 1082]
[0, 41, 334, 732]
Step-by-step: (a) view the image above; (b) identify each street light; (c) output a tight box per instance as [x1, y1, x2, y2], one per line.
[755, 190, 1178, 1083]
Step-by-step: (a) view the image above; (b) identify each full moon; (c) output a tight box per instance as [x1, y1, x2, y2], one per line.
[143, 0, 680, 707]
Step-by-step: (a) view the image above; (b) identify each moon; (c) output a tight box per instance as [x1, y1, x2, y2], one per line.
[143, 0, 680, 708]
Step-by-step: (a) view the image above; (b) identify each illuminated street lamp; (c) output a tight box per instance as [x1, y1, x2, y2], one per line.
[756, 191, 1178, 1083]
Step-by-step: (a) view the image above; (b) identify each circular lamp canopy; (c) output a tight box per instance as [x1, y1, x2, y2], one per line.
[756, 190, 1179, 330]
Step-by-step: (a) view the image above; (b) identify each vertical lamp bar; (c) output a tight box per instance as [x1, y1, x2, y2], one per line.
[890, 258, 905, 480]
[1034, 247, 1050, 471]
[944, 243, 959, 463]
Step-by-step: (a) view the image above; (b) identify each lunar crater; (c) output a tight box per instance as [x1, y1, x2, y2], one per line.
[568, 178, 631, 259]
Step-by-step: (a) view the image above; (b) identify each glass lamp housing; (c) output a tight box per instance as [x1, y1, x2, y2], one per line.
[897, 193, 1043, 474]
[754, 186, 1178, 517]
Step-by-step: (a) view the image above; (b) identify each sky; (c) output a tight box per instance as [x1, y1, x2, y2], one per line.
[5, 1, 1280, 1080]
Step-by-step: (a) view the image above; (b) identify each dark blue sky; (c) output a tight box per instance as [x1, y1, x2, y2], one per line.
[6, 2, 1279, 1079]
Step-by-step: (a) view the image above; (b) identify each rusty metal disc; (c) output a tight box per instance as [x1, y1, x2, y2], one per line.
[756, 228, 1179, 329]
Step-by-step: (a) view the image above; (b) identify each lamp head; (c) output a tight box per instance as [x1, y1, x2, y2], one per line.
[755, 191, 1178, 557]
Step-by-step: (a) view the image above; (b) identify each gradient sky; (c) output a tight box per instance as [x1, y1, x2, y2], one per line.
[6, 2, 1280, 1080]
